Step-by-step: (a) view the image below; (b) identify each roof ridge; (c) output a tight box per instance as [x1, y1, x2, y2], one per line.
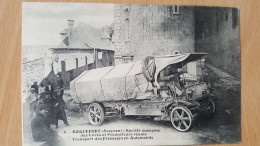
[82, 23, 94, 46]
[55, 21, 112, 49]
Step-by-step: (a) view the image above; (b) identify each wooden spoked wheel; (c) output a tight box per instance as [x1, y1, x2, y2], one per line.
[87, 103, 105, 126]
[170, 106, 193, 132]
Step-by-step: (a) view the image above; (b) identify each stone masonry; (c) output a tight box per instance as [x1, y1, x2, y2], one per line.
[113, 4, 195, 61]
[195, 7, 240, 77]
[22, 58, 45, 94]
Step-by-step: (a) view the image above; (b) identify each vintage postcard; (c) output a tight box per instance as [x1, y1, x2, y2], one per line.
[22, 2, 241, 146]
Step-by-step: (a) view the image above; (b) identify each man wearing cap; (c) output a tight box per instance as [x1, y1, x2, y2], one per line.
[52, 72, 70, 128]
[26, 88, 39, 118]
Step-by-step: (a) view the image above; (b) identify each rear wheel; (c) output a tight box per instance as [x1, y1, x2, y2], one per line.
[87, 103, 105, 126]
[170, 106, 193, 132]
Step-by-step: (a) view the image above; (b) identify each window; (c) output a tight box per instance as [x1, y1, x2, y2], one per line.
[172, 5, 179, 14]
[124, 5, 130, 41]
[226, 12, 229, 21]
[125, 19, 129, 41]
[215, 12, 219, 33]
[124, 5, 130, 19]
[61, 61, 66, 72]
[124, 5, 129, 12]
[85, 56, 88, 65]
[98, 52, 102, 59]
[75, 58, 78, 68]
[216, 21, 219, 33]
[169, 5, 179, 15]
[232, 8, 238, 28]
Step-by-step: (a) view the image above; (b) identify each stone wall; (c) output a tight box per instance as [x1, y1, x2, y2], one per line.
[51, 49, 114, 73]
[195, 7, 240, 77]
[113, 5, 195, 61]
[45, 64, 89, 88]
[22, 58, 45, 93]
[45, 49, 115, 88]
[23, 49, 115, 91]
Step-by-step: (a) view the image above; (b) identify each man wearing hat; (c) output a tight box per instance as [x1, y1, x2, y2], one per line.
[31, 81, 39, 94]
[26, 88, 39, 118]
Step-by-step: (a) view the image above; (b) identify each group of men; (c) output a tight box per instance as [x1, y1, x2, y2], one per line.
[26, 73, 70, 142]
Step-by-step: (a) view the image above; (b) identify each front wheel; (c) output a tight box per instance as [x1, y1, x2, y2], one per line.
[170, 106, 193, 132]
[87, 103, 105, 126]
[204, 100, 216, 118]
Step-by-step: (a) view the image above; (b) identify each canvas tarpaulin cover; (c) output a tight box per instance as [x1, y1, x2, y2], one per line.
[70, 53, 207, 103]
[153, 53, 207, 87]
[70, 61, 149, 103]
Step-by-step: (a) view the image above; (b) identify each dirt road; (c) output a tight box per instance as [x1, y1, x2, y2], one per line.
[23, 85, 240, 146]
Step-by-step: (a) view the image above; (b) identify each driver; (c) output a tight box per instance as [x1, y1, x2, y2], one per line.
[158, 65, 183, 96]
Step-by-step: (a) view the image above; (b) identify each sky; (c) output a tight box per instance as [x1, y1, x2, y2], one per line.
[22, 2, 114, 46]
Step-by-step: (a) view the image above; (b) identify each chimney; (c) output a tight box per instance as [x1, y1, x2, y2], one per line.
[68, 20, 74, 35]
[68, 20, 74, 48]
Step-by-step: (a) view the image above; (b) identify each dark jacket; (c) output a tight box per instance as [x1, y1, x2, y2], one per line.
[31, 84, 39, 94]
[49, 95, 67, 125]
[31, 115, 51, 142]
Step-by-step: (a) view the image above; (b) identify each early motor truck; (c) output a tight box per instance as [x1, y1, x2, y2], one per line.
[70, 53, 215, 132]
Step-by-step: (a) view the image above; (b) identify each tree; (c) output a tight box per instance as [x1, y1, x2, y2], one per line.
[99, 22, 114, 39]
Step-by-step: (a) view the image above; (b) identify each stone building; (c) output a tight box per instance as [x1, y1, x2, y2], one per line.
[113, 5, 240, 78]
[51, 20, 114, 72]
[22, 20, 115, 94]
[22, 20, 115, 90]
[113, 5, 195, 63]
[195, 7, 240, 77]
[47, 20, 115, 87]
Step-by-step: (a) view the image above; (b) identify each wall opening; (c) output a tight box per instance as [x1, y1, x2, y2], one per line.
[85, 56, 88, 65]
[61, 61, 66, 72]
[232, 8, 238, 28]
[75, 58, 78, 68]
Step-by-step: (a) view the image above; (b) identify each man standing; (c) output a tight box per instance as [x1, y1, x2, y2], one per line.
[43, 78, 54, 94]
[56, 73, 64, 98]
[53, 73, 70, 128]
[31, 81, 39, 94]
[26, 88, 38, 118]
[38, 83, 45, 95]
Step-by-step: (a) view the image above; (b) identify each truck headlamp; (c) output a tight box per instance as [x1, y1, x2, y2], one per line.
[202, 89, 209, 96]
[187, 90, 193, 99]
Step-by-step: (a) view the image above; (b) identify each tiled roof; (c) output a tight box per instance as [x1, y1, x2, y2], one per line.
[56, 23, 112, 50]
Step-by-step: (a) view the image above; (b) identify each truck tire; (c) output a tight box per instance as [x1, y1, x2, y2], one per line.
[170, 106, 193, 132]
[87, 103, 105, 126]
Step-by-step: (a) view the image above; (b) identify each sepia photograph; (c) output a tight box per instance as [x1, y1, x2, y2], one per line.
[22, 2, 241, 146]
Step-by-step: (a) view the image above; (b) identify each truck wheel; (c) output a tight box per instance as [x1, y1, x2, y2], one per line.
[170, 106, 193, 132]
[88, 103, 105, 126]
[204, 100, 216, 118]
